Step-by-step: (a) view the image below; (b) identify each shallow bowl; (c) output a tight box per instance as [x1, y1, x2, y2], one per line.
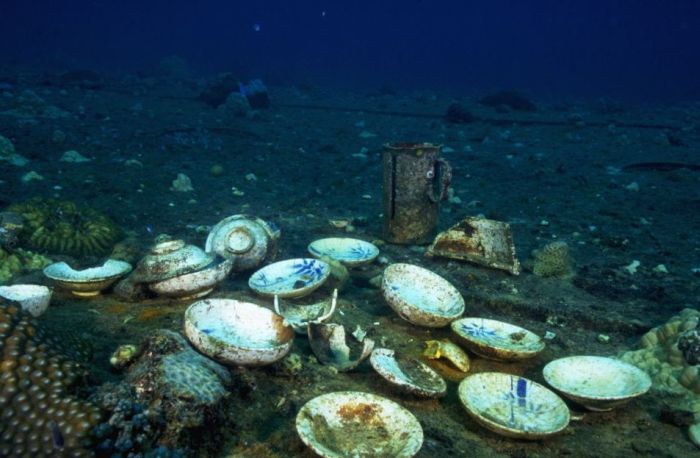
[370, 348, 446, 398]
[458, 372, 570, 439]
[184, 298, 294, 366]
[43, 259, 132, 297]
[249, 258, 330, 298]
[308, 237, 379, 267]
[543, 356, 652, 411]
[451, 317, 545, 361]
[0, 284, 52, 317]
[296, 391, 423, 458]
[381, 263, 464, 327]
[149, 257, 233, 299]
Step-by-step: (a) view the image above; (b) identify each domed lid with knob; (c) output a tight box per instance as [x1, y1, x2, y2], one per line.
[131, 238, 213, 283]
[205, 215, 280, 271]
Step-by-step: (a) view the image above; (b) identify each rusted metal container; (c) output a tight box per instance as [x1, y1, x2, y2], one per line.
[382, 142, 452, 244]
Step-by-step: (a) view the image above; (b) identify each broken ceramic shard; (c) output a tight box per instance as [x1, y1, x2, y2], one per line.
[307, 322, 374, 372]
[425, 216, 521, 275]
[370, 348, 447, 398]
[274, 289, 338, 334]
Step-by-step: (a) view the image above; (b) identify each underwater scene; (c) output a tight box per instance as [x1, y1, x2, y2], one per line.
[1, 1, 700, 456]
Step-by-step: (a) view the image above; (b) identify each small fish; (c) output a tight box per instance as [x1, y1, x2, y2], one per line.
[145, 224, 154, 235]
[49, 420, 64, 449]
[253, 23, 261, 32]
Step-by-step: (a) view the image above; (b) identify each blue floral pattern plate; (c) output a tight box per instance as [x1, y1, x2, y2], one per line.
[249, 258, 331, 298]
[458, 372, 570, 439]
[451, 317, 545, 361]
[308, 237, 379, 267]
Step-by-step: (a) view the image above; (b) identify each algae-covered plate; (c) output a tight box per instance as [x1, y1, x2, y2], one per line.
[543, 356, 652, 411]
[308, 237, 379, 267]
[458, 372, 570, 440]
[370, 348, 447, 398]
[381, 263, 464, 327]
[43, 259, 132, 297]
[184, 298, 294, 366]
[249, 258, 330, 298]
[296, 391, 423, 458]
[451, 317, 545, 361]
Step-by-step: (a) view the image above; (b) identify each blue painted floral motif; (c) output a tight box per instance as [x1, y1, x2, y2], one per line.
[250, 259, 328, 291]
[461, 322, 498, 339]
[292, 259, 326, 284]
[499, 376, 547, 431]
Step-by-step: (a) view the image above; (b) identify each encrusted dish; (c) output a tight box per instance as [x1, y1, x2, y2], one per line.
[184, 298, 294, 366]
[149, 257, 233, 299]
[370, 348, 447, 398]
[131, 239, 213, 283]
[308, 237, 379, 267]
[296, 391, 423, 458]
[458, 372, 570, 439]
[543, 356, 652, 411]
[381, 263, 464, 327]
[249, 258, 330, 298]
[451, 317, 545, 361]
[43, 259, 132, 297]
[0, 284, 52, 317]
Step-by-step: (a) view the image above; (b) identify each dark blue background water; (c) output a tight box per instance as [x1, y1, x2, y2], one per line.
[1, 0, 698, 101]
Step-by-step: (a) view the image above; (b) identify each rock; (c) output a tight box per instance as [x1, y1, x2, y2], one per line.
[171, 173, 193, 192]
[60, 149, 91, 163]
[21, 170, 44, 183]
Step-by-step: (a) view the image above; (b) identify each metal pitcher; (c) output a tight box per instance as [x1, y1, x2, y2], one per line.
[382, 142, 452, 244]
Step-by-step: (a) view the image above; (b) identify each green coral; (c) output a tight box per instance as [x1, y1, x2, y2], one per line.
[531, 241, 574, 277]
[7, 198, 123, 257]
[0, 246, 52, 284]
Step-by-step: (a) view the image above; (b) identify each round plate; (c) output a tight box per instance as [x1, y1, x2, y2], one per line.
[458, 372, 570, 440]
[543, 356, 652, 411]
[381, 263, 464, 327]
[308, 238, 379, 267]
[249, 258, 330, 298]
[184, 298, 294, 366]
[296, 391, 423, 458]
[370, 348, 447, 398]
[451, 318, 545, 361]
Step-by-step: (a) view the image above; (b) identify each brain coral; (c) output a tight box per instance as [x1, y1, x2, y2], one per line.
[531, 241, 574, 278]
[0, 300, 102, 456]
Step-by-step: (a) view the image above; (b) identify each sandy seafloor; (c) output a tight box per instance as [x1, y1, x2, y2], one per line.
[1, 69, 700, 457]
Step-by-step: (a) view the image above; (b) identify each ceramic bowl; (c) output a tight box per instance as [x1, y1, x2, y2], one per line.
[43, 259, 132, 297]
[205, 214, 280, 271]
[458, 372, 570, 439]
[0, 284, 52, 317]
[184, 298, 294, 366]
[308, 322, 374, 372]
[381, 263, 464, 327]
[451, 318, 545, 361]
[308, 237, 379, 267]
[543, 356, 652, 411]
[249, 258, 330, 298]
[274, 289, 338, 334]
[131, 239, 213, 283]
[370, 348, 447, 398]
[296, 391, 423, 458]
[149, 257, 233, 299]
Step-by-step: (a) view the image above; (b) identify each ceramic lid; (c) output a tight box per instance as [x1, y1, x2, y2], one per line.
[131, 239, 213, 282]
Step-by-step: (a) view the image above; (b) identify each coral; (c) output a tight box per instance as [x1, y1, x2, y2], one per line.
[0, 300, 102, 456]
[679, 326, 700, 365]
[170, 173, 193, 192]
[0, 134, 28, 167]
[0, 247, 52, 284]
[531, 241, 574, 278]
[7, 198, 123, 257]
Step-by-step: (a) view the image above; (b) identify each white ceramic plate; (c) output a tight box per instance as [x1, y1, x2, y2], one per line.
[296, 391, 423, 458]
[249, 258, 330, 298]
[308, 237, 379, 267]
[543, 356, 652, 411]
[458, 372, 570, 439]
[451, 317, 545, 361]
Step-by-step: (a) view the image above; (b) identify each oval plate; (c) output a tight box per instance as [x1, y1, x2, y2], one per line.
[451, 317, 545, 361]
[249, 258, 330, 298]
[458, 372, 570, 440]
[308, 237, 379, 267]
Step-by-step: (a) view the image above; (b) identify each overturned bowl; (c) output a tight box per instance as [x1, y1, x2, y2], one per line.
[370, 348, 447, 398]
[205, 214, 280, 271]
[543, 356, 651, 411]
[0, 284, 52, 317]
[381, 263, 464, 327]
[308, 237, 379, 267]
[451, 318, 545, 361]
[43, 259, 132, 297]
[131, 239, 213, 283]
[149, 257, 233, 300]
[458, 372, 570, 440]
[296, 391, 423, 458]
[184, 298, 294, 366]
[249, 258, 330, 298]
